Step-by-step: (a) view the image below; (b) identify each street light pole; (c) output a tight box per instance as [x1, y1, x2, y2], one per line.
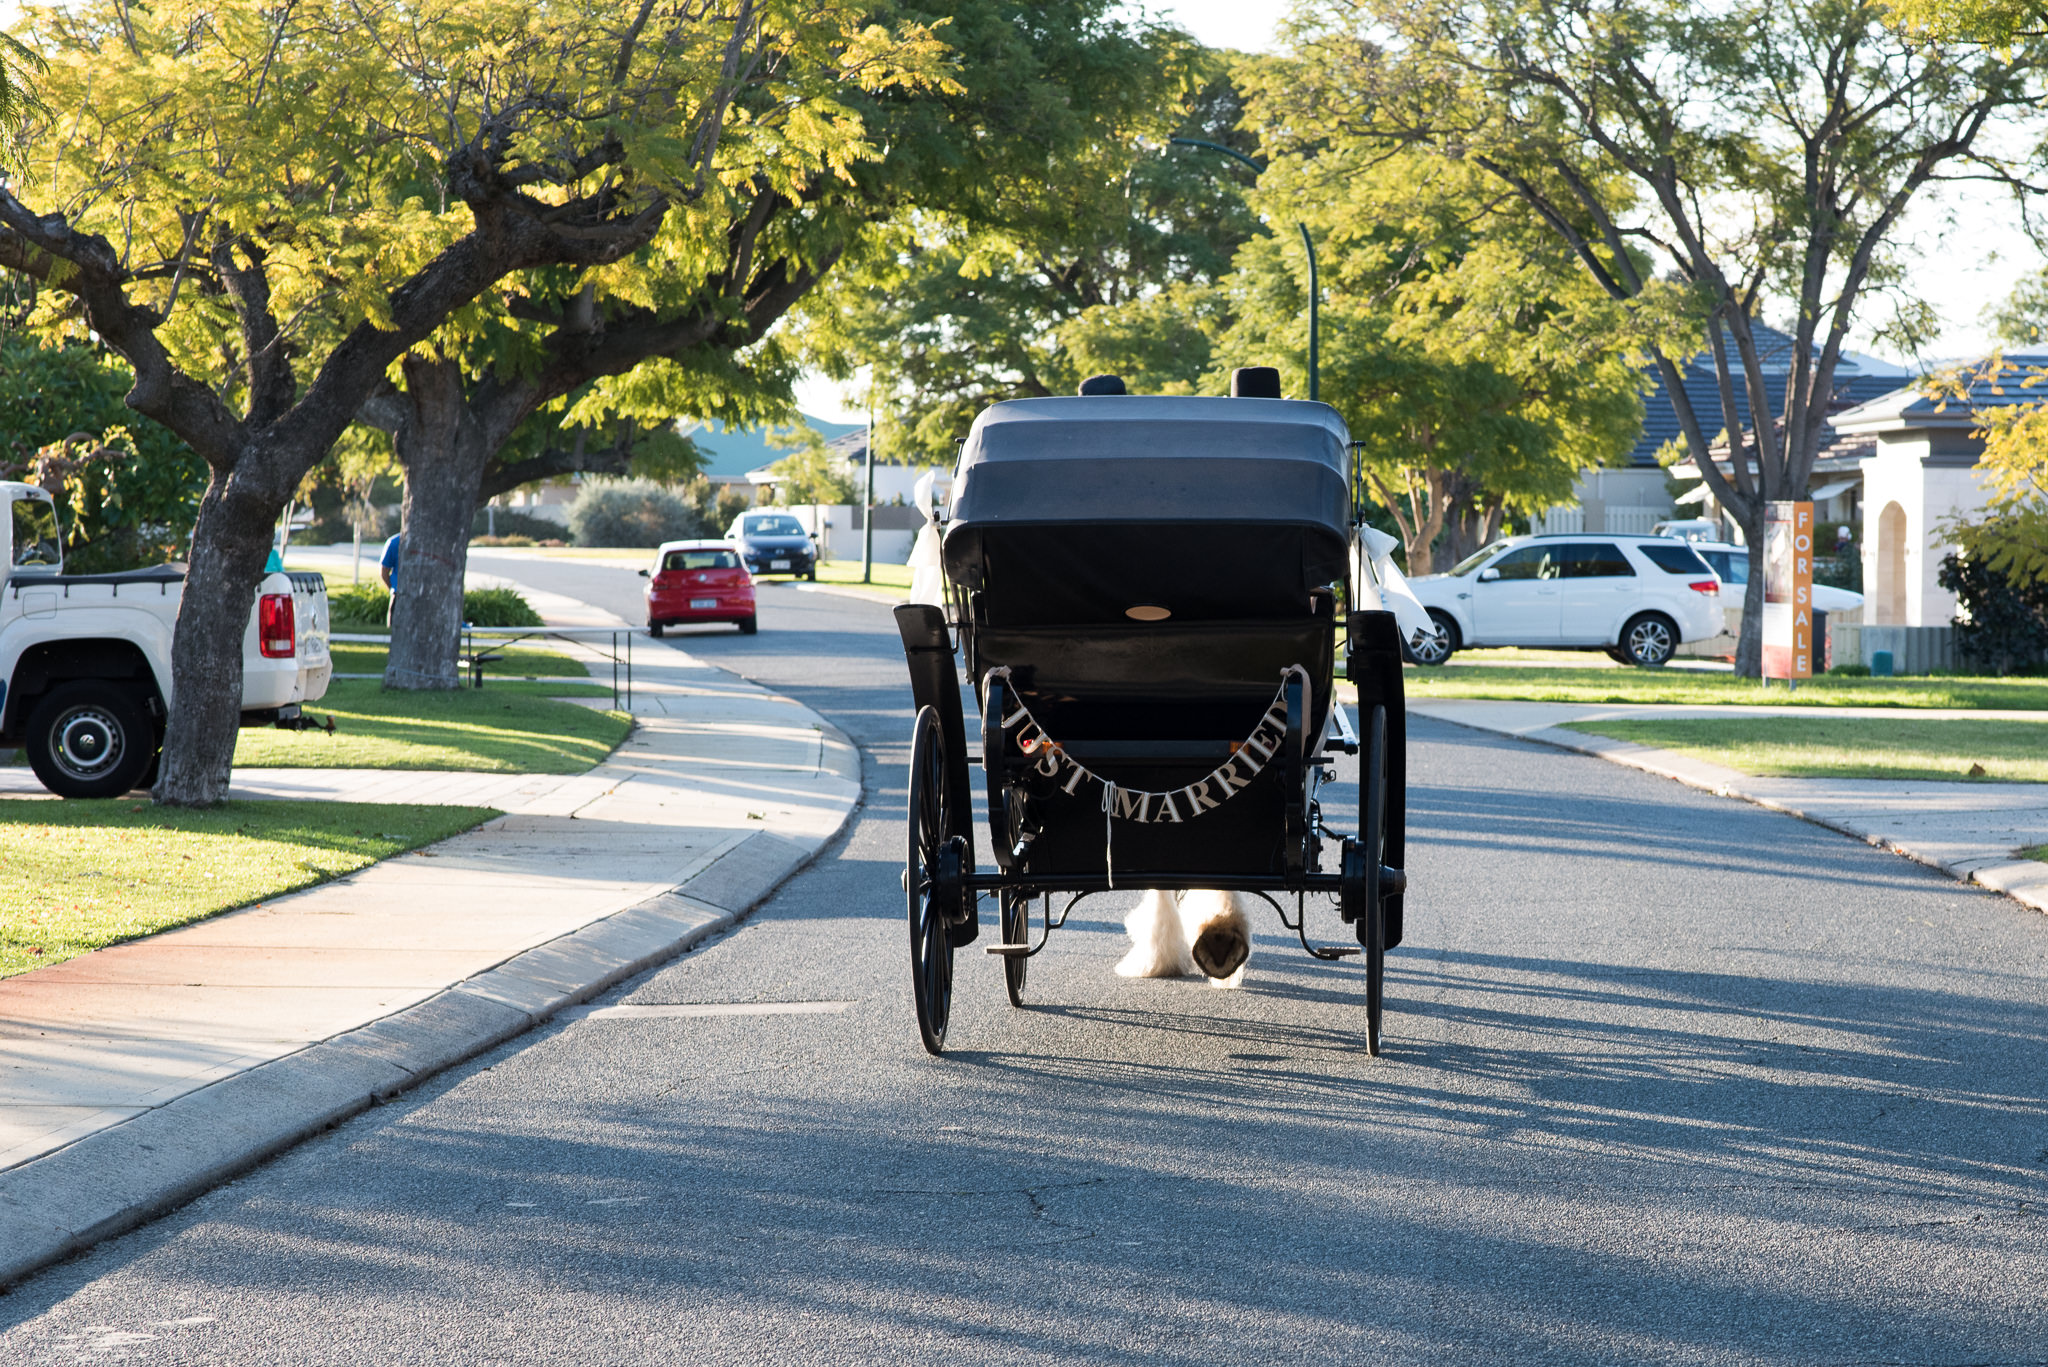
[861, 399, 876, 584]
[1169, 136, 1318, 403]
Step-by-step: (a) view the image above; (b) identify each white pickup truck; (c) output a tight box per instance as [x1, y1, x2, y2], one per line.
[1, 480, 332, 797]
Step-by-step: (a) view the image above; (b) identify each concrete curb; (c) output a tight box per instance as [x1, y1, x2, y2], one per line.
[0, 747, 860, 1293]
[1416, 707, 2048, 916]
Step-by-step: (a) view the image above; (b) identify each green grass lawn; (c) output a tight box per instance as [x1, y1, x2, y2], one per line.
[814, 559, 912, 598]
[1561, 716, 2048, 782]
[327, 641, 591, 679]
[238, 680, 630, 771]
[1405, 665, 2048, 711]
[0, 801, 497, 977]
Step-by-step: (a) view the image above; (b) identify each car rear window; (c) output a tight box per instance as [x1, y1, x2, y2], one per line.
[1638, 543, 1713, 575]
[1700, 550, 1749, 584]
[1562, 543, 1636, 578]
[664, 550, 739, 571]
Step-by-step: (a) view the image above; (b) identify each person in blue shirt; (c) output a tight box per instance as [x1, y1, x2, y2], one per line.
[379, 533, 401, 625]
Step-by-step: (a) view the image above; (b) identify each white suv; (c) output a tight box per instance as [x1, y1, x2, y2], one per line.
[1406, 534, 1723, 667]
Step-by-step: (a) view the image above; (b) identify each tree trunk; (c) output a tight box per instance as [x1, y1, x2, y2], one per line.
[384, 357, 492, 690]
[154, 472, 278, 807]
[1734, 504, 1767, 678]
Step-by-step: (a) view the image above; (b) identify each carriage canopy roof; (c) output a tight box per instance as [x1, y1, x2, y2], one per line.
[947, 395, 1351, 536]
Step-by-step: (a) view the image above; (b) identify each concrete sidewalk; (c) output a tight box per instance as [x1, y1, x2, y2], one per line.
[1409, 697, 2048, 914]
[0, 634, 861, 1289]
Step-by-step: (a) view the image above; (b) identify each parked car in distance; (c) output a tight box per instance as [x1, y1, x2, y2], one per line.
[1690, 541, 1864, 613]
[1650, 518, 1724, 543]
[725, 510, 817, 580]
[641, 540, 757, 636]
[1406, 534, 1723, 667]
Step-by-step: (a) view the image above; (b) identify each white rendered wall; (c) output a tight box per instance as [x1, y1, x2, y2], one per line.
[1859, 440, 1992, 627]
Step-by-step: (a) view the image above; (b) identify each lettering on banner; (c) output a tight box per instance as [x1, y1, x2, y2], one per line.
[1213, 757, 1255, 795]
[988, 666, 1307, 825]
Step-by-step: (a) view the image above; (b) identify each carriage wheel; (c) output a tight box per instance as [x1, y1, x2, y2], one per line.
[1344, 704, 1390, 1057]
[907, 705, 960, 1055]
[1000, 890, 1030, 1007]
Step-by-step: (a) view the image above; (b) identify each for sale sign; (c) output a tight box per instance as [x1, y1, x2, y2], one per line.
[1762, 501, 1814, 680]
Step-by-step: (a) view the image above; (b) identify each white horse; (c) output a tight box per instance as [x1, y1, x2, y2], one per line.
[1116, 889, 1254, 989]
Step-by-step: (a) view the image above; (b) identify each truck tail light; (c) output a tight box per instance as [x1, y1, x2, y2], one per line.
[259, 593, 296, 657]
[1688, 580, 1719, 595]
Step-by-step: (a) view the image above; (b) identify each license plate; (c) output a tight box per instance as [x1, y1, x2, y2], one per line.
[770, 559, 791, 570]
[690, 598, 717, 610]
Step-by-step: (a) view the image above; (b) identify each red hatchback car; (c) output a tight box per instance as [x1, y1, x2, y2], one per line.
[643, 540, 758, 636]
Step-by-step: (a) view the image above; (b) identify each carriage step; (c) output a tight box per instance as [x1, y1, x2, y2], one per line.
[985, 944, 1032, 957]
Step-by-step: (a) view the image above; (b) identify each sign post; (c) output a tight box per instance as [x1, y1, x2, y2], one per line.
[1762, 501, 1814, 683]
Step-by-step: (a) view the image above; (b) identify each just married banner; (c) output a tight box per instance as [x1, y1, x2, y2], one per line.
[983, 664, 1310, 825]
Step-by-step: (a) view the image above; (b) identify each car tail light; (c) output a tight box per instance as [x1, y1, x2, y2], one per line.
[1688, 580, 1719, 595]
[259, 593, 296, 657]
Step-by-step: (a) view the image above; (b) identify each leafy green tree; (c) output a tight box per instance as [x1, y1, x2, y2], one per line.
[0, 336, 209, 571]
[797, 42, 1258, 461]
[767, 441, 860, 503]
[2, 0, 948, 802]
[1276, 0, 2048, 674]
[1201, 144, 1651, 573]
[349, 2, 1196, 690]
[0, 30, 41, 158]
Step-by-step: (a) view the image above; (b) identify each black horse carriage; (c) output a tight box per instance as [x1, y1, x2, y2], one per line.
[894, 374, 1410, 1056]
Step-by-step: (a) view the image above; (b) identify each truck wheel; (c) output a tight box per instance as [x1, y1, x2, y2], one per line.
[25, 682, 153, 798]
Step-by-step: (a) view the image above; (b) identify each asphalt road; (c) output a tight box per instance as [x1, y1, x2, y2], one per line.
[4, 567, 2046, 1365]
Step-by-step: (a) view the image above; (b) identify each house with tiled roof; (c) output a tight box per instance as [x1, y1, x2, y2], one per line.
[1542, 323, 1910, 536]
[1830, 362, 2018, 628]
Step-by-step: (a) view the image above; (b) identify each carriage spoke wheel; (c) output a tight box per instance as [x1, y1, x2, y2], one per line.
[1343, 704, 1391, 1057]
[1000, 890, 1030, 1007]
[907, 705, 960, 1055]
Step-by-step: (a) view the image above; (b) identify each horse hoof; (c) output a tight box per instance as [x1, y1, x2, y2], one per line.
[1191, 925, 1249, 980]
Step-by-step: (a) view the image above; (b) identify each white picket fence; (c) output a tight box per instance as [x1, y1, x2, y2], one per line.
[1531, 506, 1668, 537]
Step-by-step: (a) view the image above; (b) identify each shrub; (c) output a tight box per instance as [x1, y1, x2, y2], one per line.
[462, 586, 543, 627]
[470, 506, 568, 541]
[566, 478, 696, 548]
[325, 581, 542, 630]
[328, 581, 390, 628]
[1941, 552, 2048, 676]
